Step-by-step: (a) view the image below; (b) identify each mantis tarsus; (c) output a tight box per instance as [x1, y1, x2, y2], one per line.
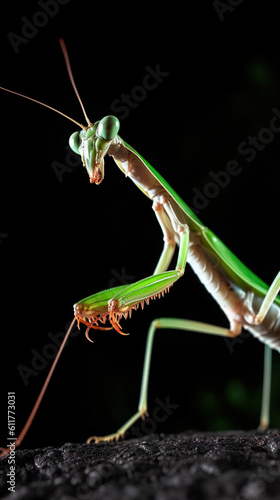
[1, 39, 280, 456]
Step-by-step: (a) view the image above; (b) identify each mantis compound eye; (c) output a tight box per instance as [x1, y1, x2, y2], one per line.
[97, 115, 120, 141]
[69, 130, 81, 154]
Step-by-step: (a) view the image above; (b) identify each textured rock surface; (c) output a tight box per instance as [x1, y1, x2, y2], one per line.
[1, 431, 280, 499]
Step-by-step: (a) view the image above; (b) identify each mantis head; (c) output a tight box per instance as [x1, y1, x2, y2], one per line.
[69, 115, 120, 184]
[0, 41, 121, 186]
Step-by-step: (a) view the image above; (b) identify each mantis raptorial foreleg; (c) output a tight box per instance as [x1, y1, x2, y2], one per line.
[108, 227, 189, 333]
[152, 202, 177, 274]
[76, 201, 190, 336]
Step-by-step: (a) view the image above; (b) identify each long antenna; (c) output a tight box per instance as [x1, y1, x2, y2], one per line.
[0, 38, 93, 130]
[59, 38, 92, 127]
[0, 87, 86, 129]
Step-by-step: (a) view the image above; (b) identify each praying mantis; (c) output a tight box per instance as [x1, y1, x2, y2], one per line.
[1, 39, 280, 457]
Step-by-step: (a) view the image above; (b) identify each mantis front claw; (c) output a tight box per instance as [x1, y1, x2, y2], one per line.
[75, 271, 183, 339]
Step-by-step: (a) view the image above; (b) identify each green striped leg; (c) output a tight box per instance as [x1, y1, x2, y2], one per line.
[253, 271, 280, 430]
[137, 318, 236, 422]
[138, 320, 273, 433]
[256, 271, 280, 323]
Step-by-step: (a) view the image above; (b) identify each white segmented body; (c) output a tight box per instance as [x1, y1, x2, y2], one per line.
[187, 234, 244, 326]
[187, 232, 280, 352]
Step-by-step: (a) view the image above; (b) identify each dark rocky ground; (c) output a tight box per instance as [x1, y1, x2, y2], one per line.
[1, 430, 280, 500]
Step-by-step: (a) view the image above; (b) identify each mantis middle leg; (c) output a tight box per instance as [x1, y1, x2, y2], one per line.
[88, 317, 272, 443]
[87, 316, 238, 443]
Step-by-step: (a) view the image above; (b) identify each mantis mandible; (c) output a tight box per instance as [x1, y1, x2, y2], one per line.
[1, 39, 280, 456]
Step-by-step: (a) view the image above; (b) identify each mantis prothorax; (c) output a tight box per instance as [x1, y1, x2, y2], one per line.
[1, 39, 280, 456]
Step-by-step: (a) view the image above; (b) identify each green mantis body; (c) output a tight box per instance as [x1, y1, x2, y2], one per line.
[1, 40, 280, 454]
[70, 116, 280, 442]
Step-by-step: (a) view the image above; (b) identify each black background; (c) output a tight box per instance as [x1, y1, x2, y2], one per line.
[0, 0, 280, 450]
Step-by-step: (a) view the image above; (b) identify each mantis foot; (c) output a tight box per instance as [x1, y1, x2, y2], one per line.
[87, 433, 125, 444]
[86, 410, 149, 444]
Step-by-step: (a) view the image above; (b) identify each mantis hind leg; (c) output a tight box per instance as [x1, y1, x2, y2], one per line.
[258, 345, 272, 431]
[246, 271, 280, 430]
[256, 270, 280, 323]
